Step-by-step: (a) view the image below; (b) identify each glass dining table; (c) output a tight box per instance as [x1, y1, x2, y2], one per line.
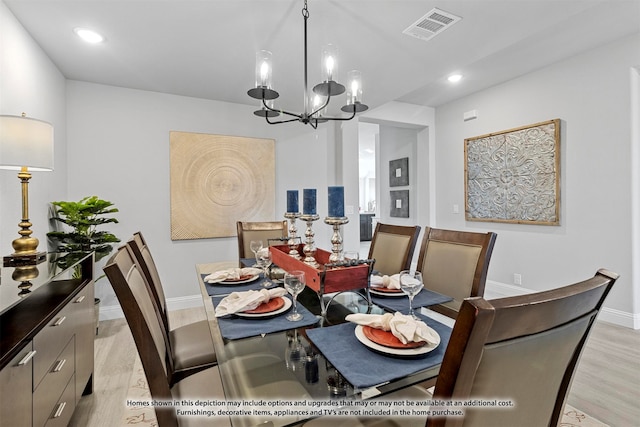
[196, 261, 453, 427]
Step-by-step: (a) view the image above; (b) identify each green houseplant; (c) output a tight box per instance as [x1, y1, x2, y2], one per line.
[47, 196, 121, 273]
[47, 196, 120, 334]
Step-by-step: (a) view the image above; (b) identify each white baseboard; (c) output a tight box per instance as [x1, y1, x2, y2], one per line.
[99, 294, 204, 321]
[485, 280, 638, 330]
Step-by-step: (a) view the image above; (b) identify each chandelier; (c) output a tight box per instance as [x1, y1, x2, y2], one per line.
[247, 0, 368, 128]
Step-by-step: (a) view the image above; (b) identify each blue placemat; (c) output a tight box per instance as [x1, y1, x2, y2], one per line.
[370, 288, 453, 314]
[212, 295, 319, 340]
[306, 314, 452, 389]
[203, 273, 278, 297]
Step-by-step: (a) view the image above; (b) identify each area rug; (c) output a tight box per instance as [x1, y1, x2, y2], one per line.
[122, 356, 608, 426]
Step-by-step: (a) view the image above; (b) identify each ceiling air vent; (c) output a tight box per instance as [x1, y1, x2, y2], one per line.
[403, 8, 462, 42]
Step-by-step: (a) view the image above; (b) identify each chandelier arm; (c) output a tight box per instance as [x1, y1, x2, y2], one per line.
[266, 116, 302, 125]
[321, 109, 358, 122]
[261, 98, 301, 119]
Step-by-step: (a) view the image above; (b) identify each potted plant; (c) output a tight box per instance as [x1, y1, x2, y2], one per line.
[47, 196, 120, 333]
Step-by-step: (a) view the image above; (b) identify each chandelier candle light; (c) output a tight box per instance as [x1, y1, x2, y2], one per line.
[324, 186, 348, 262]
[285, 190, 301, 259]
[247, 0, 368, 128]
[300, 188, 319, 267]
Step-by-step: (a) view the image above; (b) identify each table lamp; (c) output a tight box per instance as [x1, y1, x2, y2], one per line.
[0, 113, 54, 266]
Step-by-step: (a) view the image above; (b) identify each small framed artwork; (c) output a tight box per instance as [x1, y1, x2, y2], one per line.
[389, 157, 409, 187]
[464, 119, 560, 225]
[390, 190, 409, 218]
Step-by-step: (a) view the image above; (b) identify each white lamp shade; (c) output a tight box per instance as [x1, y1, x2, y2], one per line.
[0, 115, 54, 171]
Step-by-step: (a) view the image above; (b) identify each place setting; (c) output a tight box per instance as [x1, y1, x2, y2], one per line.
[211, 270, 319, 340]
[368, 270, 453, 314]
[305, 310, 452, 389]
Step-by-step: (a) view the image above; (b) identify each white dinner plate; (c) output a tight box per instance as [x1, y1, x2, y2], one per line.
[235, 297, 292, 318]
[369, 287, 406, 298]
[354, 325, 440, 357]
[218, 274, 260, 285]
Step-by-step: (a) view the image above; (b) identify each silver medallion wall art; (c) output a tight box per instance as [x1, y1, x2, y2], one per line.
[464, 119, 560, 225]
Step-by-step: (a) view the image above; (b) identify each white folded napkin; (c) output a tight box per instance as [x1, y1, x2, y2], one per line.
[204, 267, 262, 283]
[370, 274, 401, 290]
[345, 312, 439, 344]
[215, 288, 287, 317]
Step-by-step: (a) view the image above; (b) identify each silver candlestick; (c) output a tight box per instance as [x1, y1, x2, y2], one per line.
[324, 216, 349, 263]
[300, 214, 320, 267]
[284, 212, 301, 259]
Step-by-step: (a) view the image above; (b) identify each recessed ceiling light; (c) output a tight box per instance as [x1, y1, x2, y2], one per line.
[448, 74, 463, 83]
[73, 27, 105, 44]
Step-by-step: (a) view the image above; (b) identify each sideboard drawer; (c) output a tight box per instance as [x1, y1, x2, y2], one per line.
[33, 294, 77, 388]
[44, 373, 76, 427]
[33, 337, 75, 427]
[0, 343, 34, 427]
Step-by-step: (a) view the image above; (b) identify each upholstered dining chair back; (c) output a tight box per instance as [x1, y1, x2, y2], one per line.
[128, 232, 217, 384]
[236, 220, 288, 265]
[417, 227, 497, 319]
[427, 269, 618, 427]
[103, 245, 178, 425]
[367, 223, 421, 276]
[129, 231, 169, 329]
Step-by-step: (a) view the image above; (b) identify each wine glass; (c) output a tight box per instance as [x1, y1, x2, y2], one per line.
[399, 270, 424, 319]
[250, 240, 264, 262]
[284, 270, 306, 321]
[256, 248, 272, 287]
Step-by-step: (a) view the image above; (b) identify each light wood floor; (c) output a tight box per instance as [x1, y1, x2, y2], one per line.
[69, 308, 640, 427]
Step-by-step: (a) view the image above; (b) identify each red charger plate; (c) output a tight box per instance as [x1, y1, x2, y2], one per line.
[222, 274, 255, 283]
[242, 297, 285, 314]
[371, 287, 403, 294]
[362, 326, 427, 349]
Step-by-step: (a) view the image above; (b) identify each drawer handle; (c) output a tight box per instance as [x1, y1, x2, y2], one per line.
[18, 350, 37, 366]
[74, 295, 86, 303]
[53, 401, 67, 418]
[53, 316, 66, 326]
[53, 359, 67, 372]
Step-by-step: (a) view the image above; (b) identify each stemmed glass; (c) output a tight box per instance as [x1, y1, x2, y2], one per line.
[250, 240, 264, 261]
[256, 248, 272, 287]
[399, 270, 424, 319]
[284, 270, 306, 321]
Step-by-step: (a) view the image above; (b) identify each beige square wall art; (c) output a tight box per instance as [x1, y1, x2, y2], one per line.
[170, 131, 275, 240]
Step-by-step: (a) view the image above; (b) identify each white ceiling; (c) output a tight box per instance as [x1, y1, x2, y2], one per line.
[5, 0, 640, 115]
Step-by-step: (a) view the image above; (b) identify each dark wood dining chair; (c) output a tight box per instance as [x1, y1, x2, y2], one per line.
[236, 220, 288, 266]
[367, 222, 421, 276]
[303, 268, 619, 427]
[103, 245, 230, 427]
[127, 232, 216, 383]
[416, 227, 497, 319]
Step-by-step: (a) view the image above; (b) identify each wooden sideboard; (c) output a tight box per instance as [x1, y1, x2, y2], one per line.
[0, 253, 95, 427]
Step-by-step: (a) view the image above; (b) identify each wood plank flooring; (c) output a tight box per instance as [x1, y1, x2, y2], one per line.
[69, 309, 640, 427]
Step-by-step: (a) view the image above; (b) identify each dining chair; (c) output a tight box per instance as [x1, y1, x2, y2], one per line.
[127, 232, 216, 383]
[416, 227, 497, 319]
[367, 222, 421, 276]
[103, 245, 230, 427]
[303, 268, 619, 427]
[236, 220, 288, 266]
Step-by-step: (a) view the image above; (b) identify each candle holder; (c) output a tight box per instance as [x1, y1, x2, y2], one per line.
[300, 214, 320, 267]
[284, 212, 302, 259]
[324, 216, 349, 263]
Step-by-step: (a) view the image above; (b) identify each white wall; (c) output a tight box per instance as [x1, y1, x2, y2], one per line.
[66, 81, 339, 310]
[0, 1, 67, 254]
[434, 33, 640, 327]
